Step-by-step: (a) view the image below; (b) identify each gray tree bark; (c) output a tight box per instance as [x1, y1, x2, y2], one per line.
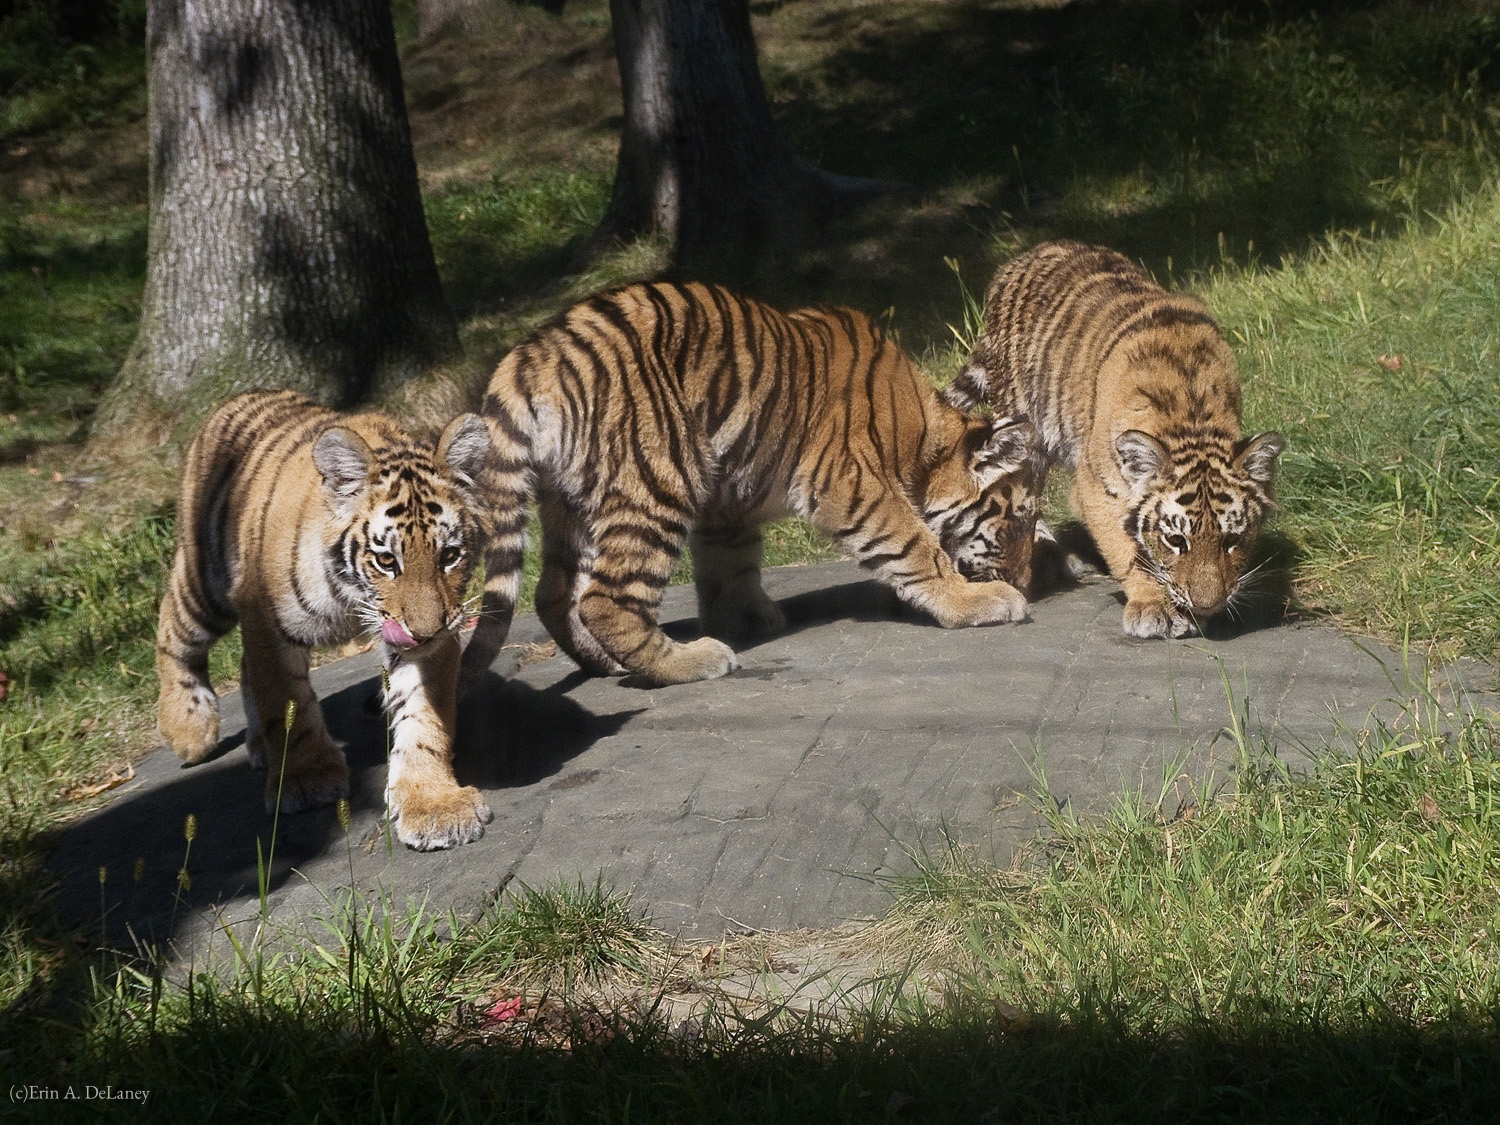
[595, 0, 890, 278]
[97, 0, 457, 446]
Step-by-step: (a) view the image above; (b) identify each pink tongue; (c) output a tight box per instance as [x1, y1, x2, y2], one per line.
[381, 619, 417, 648]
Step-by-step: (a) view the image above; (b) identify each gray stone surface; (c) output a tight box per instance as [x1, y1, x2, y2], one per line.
[50, 562, 1492, 962]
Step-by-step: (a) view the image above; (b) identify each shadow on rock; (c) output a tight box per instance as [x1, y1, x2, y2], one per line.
[44, 670, 632, 949]
[647, 573, 920, 660]
[455, 670, 641, 789]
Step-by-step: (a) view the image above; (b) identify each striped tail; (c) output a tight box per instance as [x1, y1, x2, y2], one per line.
[458, 387, 536, 692]
[154, 408, 247, 763]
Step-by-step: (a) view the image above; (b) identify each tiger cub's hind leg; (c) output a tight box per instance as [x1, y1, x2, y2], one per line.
[155, 548, 232, 764]
[691, 524, 785, 644]
[242, 653, 265, 766]
[238, 609, 349, 813]
[577, 512, 740, 686]
[535, 490, 625, 676]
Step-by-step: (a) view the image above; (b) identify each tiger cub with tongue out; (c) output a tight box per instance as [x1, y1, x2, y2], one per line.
[154, 391, 494, 851]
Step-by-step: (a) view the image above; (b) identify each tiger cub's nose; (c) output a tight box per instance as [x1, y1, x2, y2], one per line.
[1185, 578, 1230, 617]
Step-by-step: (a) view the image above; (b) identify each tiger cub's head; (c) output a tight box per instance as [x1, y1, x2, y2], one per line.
[313, 414, 492, 651]
[1115, 428, 1285, 622]
[925, 415, 1047, 594]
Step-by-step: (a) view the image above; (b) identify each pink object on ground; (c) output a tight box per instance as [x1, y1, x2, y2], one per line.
[484, 996, 523, 1023]
[381, 619, 418, 648]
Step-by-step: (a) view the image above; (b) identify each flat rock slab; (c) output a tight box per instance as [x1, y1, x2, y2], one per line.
[51, 562, 1490, 962]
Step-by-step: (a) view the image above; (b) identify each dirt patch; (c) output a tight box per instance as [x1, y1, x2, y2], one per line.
[0, 118, 147, 206]
[401, 6, 622, 194]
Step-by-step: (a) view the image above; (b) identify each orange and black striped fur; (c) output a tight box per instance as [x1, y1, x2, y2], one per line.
[461, 281, 1045, 688]
[155, 391, 494, 851]
[947, 241, 1285, 638]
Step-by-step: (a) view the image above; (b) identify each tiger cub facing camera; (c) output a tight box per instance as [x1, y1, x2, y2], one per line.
[460, 280, 1045, 689]
[946, 241, 1285, 638]
[155, 391, 494, 851]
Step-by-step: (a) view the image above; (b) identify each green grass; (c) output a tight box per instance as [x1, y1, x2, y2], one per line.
[0, 514, 237, 841]
[454, 876, 654, 991]
[770, 0, 1500, 277]
[0, 1, 150, 508]
[5, 696, 1499, 1121]
[895, 688, 1500, 1026]
[0, 2, 146, 141]
[2, 3, 1500, 1118]
[0, 197, 147, 465]
[1210, 184, 1500, 663]
[424, 167, 613, 316]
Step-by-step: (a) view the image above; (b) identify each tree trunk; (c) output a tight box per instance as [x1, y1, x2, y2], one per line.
[96, 0, 458, 447]
[595, 0, 889, 278]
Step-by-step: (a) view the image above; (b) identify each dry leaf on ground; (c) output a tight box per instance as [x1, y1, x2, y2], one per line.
[61, 765, 135, 801]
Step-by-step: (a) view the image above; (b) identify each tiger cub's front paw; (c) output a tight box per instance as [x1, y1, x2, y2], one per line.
[1122, 596, 1198, 639]
[266, 742, 350, 814]
[388, 781, 493, 851]
[159, 695, 221, 765]
[932, 579, 1029, 628]
[634, 636, 741, 686]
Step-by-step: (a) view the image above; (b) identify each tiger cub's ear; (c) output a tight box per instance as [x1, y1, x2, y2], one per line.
[437, 413, 491, 488]
[1235, 431, 1286, 485]
[942, 365, 988, 412]
[313, 427, 374, 512]
[1113, 430, 1167, 491]
[970, 415, 1039, 487]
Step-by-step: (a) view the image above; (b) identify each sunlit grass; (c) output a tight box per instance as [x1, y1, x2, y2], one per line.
[5, 697, 1498, 1120]
[423, 166, 611, 315]
[884, 687, 1500, 1029]
[452, 876, 654, 991]
[0, 514, 231, 841]
[2, 4, 1500, 1117]
[1207, 182, 1500, 664]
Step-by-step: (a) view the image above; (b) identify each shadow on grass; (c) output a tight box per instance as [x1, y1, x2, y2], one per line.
[6, 989, 1499, 1120]
[0, 209, 147, 415]
[0, 215, 147, 282]
[750, 0, 1500, 319]
[815, 0, 1494, 234]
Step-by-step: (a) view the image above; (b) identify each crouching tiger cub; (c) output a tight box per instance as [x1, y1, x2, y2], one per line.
[461, 281, 1045, 688]
[946, 241, 1285, 638]
[155, 391, 494, 851]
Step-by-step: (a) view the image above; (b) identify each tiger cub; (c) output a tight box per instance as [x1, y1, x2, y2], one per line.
[460, 281, 1045, 688]
[946, 241, 1285, 638]
[155, 391, 494, 851]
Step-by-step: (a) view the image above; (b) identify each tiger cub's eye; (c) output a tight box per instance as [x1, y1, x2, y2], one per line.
[1162, 532, 1189, 554]
[373, 551, 399, 573]
[439, 546, 463, 570]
